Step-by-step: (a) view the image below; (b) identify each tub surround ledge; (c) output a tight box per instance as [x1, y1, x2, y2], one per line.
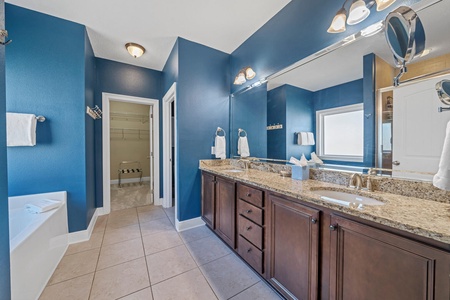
[199, 159, 450, 245]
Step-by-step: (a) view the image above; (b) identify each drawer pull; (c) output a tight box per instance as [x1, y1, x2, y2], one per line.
[330, 224, 338, 231]
[245, 209, 252, 214]
[247, 248, 252, 253]
[246, 226, 252, 231]
[246, 193, 252, 197]
[311, 218, 317, 224]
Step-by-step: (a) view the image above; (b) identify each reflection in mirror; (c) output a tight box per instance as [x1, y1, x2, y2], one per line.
[436, 80, 450, 106]
[230, 0, 450, 181]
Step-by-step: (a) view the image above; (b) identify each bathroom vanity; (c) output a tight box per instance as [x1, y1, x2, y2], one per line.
[200, 160, 450, 300]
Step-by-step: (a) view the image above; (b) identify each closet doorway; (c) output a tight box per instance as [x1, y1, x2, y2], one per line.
[102, 93, 160, 214]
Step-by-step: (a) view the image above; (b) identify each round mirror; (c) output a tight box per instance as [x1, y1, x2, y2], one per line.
[436, 80, 450, 105]
[385, 6, 425, 67]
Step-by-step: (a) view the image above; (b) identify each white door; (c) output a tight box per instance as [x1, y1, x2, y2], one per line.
[393, 74, 450, 180]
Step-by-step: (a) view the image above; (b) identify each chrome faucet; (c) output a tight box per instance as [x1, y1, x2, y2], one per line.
[349, 173, 373, 192]
[349, 173, 363, 189]
[238, 159, 251, 170]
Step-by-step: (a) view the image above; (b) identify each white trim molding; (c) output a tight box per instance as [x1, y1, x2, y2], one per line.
[68, 208, 102, 244]
[175, 217, 205, 232]
[102, 93, 160, 214]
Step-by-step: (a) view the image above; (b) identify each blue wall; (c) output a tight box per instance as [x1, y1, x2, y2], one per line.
[6, 4, 94, 232]
[230, 0, 422, 93]
[231, 84, 267, 159]
[0, 1, 10, 297]
[85, 31, 96, 223]
[267, 84, 314, 160]
[94, 58, 163, 207]
[175, 38, 230, 221]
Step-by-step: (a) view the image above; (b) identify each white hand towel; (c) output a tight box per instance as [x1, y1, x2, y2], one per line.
[433, 121, 450, 191]
[238, 136, 250, 158]
[306, 132, 315, 145]
[26, 199, 61, 214]
[311, 152, 324, 164]
[6, 113, 37, 147]
[297, 132, 307, 145]
[215, 136, 226, 159]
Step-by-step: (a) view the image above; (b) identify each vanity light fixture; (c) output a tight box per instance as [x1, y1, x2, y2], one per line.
[328, 0, 396, 34]
[233, 67, 256, 85]
[361, 21, 384, 37]
[375, 0, 396, 11]
[125, 42, 145, 58]
[347, 0, 371, 25]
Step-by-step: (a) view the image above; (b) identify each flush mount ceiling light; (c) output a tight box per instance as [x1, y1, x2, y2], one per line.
[375, 0, 396, 11]
[347, 0, 371, 25]
[125, 42, 145, 58]
[233, 67, 256, 85]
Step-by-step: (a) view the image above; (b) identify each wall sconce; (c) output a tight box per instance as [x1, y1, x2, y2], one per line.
[125, 42, 145, 58]
[233, 67, 256, 85]
[328, 0, 396, 33]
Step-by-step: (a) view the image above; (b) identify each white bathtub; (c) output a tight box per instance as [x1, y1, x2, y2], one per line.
[9, 191, 68, 300]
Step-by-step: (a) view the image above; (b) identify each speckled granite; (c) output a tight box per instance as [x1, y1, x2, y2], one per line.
[199, 160, 450, 245]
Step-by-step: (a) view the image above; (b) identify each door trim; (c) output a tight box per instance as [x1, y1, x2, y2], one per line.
[102, 92, 160, 214]
[162, 83, 178, 216]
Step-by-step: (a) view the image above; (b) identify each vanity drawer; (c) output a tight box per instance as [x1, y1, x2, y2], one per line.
[238, 215, 263, 250]
[238, 235, 263, 274]
[238, 199, 263, 225]
[237, 184, 263, 208]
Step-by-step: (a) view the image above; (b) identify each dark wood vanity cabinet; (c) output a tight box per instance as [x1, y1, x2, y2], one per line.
[201, 172, 236, 248]
[328, 215, 450, 300]
[266, 193, 320, 300]
[236, 183, 265, 274]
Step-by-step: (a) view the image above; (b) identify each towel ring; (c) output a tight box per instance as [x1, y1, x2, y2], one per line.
[216, 127, 226, 137]
[238, 128, 247, 137]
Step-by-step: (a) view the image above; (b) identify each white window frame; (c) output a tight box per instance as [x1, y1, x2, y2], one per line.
[316, 103, 364, 162]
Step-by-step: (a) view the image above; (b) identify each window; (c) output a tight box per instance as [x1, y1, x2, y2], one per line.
[316, 103, 364, 162]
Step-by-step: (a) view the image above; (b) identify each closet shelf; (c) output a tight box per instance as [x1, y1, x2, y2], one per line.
[110, 128, 150, 140]
[110, 111, 149, 123]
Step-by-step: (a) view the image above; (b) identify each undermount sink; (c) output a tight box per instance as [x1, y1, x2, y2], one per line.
[311, 189, 385, 208]
[223, 169, 244, 173]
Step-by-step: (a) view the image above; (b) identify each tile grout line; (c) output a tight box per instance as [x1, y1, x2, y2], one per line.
[88, 213, 109, 300]
[138, 211, 155, 300]
[225, 280, 261, 300]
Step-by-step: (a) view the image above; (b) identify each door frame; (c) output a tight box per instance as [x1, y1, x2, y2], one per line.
[162, 83, 177, 214]
[102, 92, 160, 214]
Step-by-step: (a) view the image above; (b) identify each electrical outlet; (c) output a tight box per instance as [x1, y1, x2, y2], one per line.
[211, 146, 215, 155]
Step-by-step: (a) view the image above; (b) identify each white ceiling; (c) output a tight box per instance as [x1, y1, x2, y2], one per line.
[6, 0, 291, 71]
[268, 0, 450, 92]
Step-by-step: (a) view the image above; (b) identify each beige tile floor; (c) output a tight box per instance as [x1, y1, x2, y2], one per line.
[40, 205, 282, 300]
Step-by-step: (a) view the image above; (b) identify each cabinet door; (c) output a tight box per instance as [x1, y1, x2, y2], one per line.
[215, 176, 236, 248]
[201, 172, 215, 229]
[329, 215, 450, 300]
[267, 194, 320, 300]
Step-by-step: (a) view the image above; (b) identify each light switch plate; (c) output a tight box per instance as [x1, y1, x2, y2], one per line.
[211, 146, 215, 155]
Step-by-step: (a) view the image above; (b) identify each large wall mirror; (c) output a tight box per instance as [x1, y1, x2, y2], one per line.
[230, 0, 450, 181]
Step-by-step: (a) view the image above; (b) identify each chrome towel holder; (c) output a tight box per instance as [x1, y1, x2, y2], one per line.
[216, 127, 226, 137]
[238, 128, 247, 137]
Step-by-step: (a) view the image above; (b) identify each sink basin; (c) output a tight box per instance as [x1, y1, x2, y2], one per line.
[311, 189, 385, 208]
[223, 169, 244, 173]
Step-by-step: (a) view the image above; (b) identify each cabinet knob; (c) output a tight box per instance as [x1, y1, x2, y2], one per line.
[246, 226, 252, 231]
[246, 193, 252, 197]
[245, 209, 252, 214]
[211, 179, 217, 183]
[247, 248, 252, 253]
[311, 218, 317, 224]
[329, 224, 338, 231]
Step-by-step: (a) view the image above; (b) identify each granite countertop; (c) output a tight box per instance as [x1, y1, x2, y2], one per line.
[200, 160, 450, 245]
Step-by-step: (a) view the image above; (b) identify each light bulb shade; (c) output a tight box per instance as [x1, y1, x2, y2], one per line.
[125, 43, 145, 58]
[327, 7, 347, 33]
[234, 72, 246, 85]
[376, 0, 396, 11]
[245, 67, 256, 80]
[347, 0, 370, 25]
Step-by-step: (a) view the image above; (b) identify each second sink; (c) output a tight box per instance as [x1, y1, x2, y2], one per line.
[311, 189, 385, 208]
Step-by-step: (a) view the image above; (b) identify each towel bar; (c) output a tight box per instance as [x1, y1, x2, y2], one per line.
[36, 116, 46, 122]
[438, 107, 450, 112]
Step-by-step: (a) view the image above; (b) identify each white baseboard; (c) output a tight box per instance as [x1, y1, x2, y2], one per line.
[68, 208, 100, 244]
[175, 217, 205, 232]
[110, 176, 150, 185]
